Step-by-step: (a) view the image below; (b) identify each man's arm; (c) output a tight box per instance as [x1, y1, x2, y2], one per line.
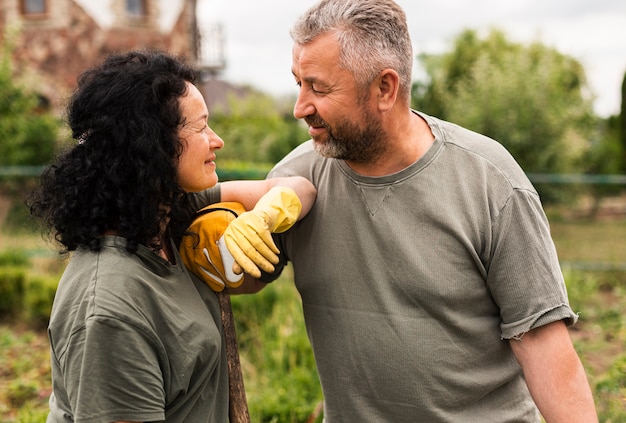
[509, 320, 598, 423]
[220, 177, 316, 217]
[231, 275, 268, 294]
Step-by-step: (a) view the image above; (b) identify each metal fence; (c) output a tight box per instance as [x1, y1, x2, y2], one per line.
[0, 166, 271, 180]
[3, 166, 625, 183]
[1, 167, 625, 271]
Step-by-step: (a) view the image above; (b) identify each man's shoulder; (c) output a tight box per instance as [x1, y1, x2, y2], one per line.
[269, 140, 326, 178]
[418, 112, 534, 191]
[419, 112, 501, 150]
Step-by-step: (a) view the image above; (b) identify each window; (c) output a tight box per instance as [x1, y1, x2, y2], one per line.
[21, 0, 46, 15]
[126, 0, 147, 17]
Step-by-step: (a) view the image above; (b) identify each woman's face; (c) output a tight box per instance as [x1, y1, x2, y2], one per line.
[177, 82, 224, 192]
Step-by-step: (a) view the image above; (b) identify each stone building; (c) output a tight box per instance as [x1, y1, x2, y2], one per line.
[0, 0, 202, 111]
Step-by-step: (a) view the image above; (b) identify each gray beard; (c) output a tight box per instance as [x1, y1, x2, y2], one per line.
[310, 112, 385, 163]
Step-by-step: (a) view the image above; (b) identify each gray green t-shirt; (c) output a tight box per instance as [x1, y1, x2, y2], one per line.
[267, 112, 577, 422]
[47, 233, 229, 420]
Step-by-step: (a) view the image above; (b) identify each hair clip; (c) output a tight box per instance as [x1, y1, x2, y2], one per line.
[77, 132, 89, 145]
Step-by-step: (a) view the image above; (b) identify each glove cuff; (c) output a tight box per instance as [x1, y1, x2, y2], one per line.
[255, 186, 302, 233]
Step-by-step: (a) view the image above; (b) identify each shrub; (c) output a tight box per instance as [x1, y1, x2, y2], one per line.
[0, 249, 59, 326]
[0, 249, 29, 267]
[14, 408, 50, 423]
[0, 266, 27, 318]
[7, 380, 38, 408]
[231, 274, 324, 423]
[595, 354, 626, 422]
[24, 274, 58, 328]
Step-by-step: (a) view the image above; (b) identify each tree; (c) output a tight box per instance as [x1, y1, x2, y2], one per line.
[412, 29, 596, 176]
[618, 73, 626, 173]
[208, 92, 308, 166]
[0, 31, 60, 167]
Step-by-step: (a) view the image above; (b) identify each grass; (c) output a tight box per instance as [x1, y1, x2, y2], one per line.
[566, 269, 626, 422]
[0, 324, 51, 422]
[0, 214, 624, 422]
[550, 218, 626, 265]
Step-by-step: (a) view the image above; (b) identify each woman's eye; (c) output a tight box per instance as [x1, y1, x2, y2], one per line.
[191, 122, 209, 133]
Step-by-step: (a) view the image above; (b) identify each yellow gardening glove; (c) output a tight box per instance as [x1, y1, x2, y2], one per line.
[179, 202, 246, 292]
[223, 186, 302, 278]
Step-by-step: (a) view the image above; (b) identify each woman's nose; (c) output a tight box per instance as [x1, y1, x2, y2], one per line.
[209, 130, 224, 150]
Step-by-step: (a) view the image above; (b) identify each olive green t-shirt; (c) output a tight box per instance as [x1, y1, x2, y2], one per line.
[47, 236, 229, 423]
[267, 112, 577, 422]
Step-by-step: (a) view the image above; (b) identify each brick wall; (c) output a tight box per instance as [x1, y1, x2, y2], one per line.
[2, 0, 198, 112]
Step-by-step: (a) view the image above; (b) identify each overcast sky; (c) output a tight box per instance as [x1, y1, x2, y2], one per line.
[197, 0, 626, 117]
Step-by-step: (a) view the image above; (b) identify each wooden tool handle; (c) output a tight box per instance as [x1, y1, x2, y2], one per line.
[217, 289, 251, 423]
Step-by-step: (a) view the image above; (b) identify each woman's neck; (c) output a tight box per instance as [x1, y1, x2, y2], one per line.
[158, 238, 175, 264]
[103, 230, 174, 264]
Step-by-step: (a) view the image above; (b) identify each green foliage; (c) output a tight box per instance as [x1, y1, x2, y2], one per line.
[413, 28, 596, 178]
[3, 219, 625, 421]
[587, 115, 623, 176]
[0, 267, 27, 318]
[0, 248, 323, 422]
[564, 269, 626, 422]
[0, 31, 60, 166]
[595, 354, 626, 421]
[620, 71, 626, 169]
[23, 274, 58, 328]
[582, 116, 625, 212]
[1, 197, 34, 234]
[0, 250, 57, 326]
[12, 408, 50, 423]
[217, 162, 271, 181]
[0, 249, 29, 267]
[0, 325, 51, 421]
[231, 275, 324, 422]
[209, 93, 308, 165]
[7, 381, 38, 408]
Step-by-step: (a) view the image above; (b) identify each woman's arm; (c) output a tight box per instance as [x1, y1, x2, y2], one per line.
[180, 177, 315, 290]
[220, 176, 316, 218]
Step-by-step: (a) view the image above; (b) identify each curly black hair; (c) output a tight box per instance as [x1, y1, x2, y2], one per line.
[28, 50, 199, 254]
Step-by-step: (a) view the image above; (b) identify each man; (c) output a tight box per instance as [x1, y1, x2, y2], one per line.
[196, 0, 598, 421]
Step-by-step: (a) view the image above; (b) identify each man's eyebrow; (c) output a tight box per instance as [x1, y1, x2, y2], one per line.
[294, 74, 322, 85]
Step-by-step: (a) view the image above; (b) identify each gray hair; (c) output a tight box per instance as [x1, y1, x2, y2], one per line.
[290, 0, 413, 99]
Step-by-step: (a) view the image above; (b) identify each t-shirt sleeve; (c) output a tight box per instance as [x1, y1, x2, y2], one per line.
[62, 316, 165, 423]
[187, 186, 222, 212]
[486, 188, 578, 339]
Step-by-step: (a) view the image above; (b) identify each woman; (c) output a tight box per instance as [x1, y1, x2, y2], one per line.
[28, 50, 315, 422]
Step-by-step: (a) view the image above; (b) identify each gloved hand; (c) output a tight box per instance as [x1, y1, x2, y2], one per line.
[223, 186, 302, 278]
[179, 202, 246, 292]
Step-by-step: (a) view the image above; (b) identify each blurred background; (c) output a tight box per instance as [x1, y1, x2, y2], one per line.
[0, 0, 624, 421]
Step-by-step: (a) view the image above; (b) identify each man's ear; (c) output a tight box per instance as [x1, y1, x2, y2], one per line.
[376, 69, 400, 112]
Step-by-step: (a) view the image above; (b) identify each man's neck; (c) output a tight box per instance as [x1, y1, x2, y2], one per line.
[345, 111, 434, 177]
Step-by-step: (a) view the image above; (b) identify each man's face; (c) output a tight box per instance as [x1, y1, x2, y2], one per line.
[291, 33, 385, 163]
